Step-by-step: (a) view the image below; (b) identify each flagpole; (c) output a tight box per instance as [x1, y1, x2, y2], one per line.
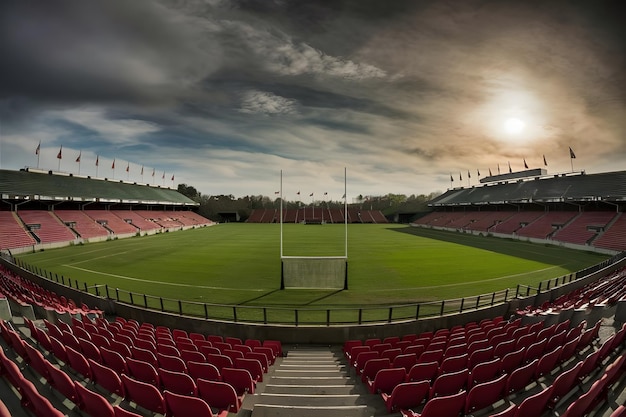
[344, 167, 348, 258]
[280, 170, 283, 258]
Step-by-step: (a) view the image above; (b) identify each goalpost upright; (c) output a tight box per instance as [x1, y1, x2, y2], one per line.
[279, 168, 348, 290]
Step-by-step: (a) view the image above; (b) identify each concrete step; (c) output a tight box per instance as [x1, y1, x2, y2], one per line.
[264, 384, 361, 395]
[251, 403, 375, 417]
[257, 392, 369, 407]
[269, 375, 356, 385]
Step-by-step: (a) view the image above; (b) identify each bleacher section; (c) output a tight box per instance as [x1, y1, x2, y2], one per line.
[516, 211, 578, 239]
[0, 212, 36, 250]
[595, 213, 626, 252]
[54, 210, 110, 239]
[17, 211, 77, 244]
[80, 210, 138, 235]
[490, 211, 545, 234]
[112, 210, 161, 232]
[552, 211, 617, 245]
[247, 208, 387, 223]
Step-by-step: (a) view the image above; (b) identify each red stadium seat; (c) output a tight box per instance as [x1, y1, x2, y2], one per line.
[159, 367, 198, 396]
[382, 380, 429, 414]
[401, 390, 466, 417]
[45, 360, 79, 405]
[164, 390, 216, 417]
[222, 367, 255, 396]
[514, 385, 553, 417]
[121, 373, 166, 415]
[89, 358, 125, 397]
[234, 357, 264, 383]
[188, 361, 221, 382]
[464, 373, 506, 415]
[367, 367, 406, 395]
[74, 381, 115, 417]
[197, 378, 241, 413]
[407, 361, 439, 383]
[127, 357, 160, 386]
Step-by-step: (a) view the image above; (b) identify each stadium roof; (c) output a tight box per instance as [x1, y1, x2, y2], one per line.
[0, 169, 197, 206]
[430, 170, 626, 207]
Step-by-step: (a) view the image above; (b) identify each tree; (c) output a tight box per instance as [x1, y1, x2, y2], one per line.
[177, 184, 200, 201]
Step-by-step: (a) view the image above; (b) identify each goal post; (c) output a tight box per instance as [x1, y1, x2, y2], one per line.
[279, 168, 349, 290]
[280, 256, 348, 289]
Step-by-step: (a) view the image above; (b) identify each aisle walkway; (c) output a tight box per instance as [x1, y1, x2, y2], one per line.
[250, 346, 385, 417]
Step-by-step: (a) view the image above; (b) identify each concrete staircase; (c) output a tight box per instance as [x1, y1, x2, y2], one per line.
[250, 346, 385, 417]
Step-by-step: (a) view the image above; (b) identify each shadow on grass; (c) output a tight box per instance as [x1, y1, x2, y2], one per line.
[238, 288, 344, 307]
[388, 226, 608, 266]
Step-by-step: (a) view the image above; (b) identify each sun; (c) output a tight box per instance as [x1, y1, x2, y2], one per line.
[504, 117, 525, 134]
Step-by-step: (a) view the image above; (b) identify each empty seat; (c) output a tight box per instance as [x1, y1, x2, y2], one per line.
[407, 361, 439, 383]
[514, 385, 553, 417]
[234, 357, 264, 383]
[368, 367, 406, 395]
[401, 390, 466, 417]
[101, 347, 128, 375]
[89, 358, 125, 397]
[159, 367, 197, 396]
[222, 367, 255, 396]
[464, 373, 507, 415]
[505, 359, 538, 395]
[188, 361, 221, 382]
[361, 358, 391, 384]
[429, 368, 468, 398]
[45, 360, 79, 405]
[197, 378, 241, 413]
[18, 376, 65, 417]
[79, 337, 102, 362]
[164, 390, 215, 417]
[468, 357, 501, 389]
[382, 380, 429, 414]
[121, 373, 166, 415]
[535, 346, 562, 379]
[157, 352, 187, 373]
[127, 357, 160, 386]
[74, 381, 115, 417]
[67, 346, 93, 380]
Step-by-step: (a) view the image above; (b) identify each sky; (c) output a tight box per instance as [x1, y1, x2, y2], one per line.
[0, 0, 624, 200]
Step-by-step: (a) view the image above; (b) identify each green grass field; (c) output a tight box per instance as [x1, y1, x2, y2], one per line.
[16, 223, 609, 313]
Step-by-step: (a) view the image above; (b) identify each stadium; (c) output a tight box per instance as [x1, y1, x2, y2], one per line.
[0, 166, 625, 417]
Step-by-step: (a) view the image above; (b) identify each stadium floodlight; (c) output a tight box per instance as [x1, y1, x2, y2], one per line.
[279, 168, 348, 290]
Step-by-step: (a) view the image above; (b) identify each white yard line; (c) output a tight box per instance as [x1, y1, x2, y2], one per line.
[63, 265, 267, 292]
[371, 264, 565, 291]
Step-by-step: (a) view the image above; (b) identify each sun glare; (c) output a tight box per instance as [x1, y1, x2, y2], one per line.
[504, 117, 525, 134]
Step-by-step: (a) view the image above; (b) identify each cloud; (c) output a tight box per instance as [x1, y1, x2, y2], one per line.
[239, 90, 298, 115]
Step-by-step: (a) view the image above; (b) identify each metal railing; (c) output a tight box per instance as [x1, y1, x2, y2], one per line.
[11, 250, 626, 326]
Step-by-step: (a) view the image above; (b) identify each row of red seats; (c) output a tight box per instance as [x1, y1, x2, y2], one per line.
[0, 265, 102, 317]
[2, 318, 237, 417]
[389, 322, 626, 417]
[366, 320, 594, 414]
[518, 267, 626, 316]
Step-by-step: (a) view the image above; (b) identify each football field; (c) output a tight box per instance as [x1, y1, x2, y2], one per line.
[16, 223, 609, 310]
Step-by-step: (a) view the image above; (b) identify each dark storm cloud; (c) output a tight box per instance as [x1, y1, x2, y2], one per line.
[0, 0, 624, 197]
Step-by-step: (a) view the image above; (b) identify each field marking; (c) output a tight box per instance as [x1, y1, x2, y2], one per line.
[63, 265, 267, 292]
[370, 265, 564, 291]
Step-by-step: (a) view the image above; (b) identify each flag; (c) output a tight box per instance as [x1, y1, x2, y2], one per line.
[296, 191, 300, 195]
[524, 159, 528, 169]
[111, 159, 115, 169]
[171, 174, 174, 181]
[152, 168, 155, 177]
[141, 166, 144, 175]
[468, 170, 471, 178]
[450, 174, 454, 182]
[341, 193, 346, 198]
[569, 147, 576, 159]
[497, 164, 501, 174]
[35, 142, 41, 155]
[324, 192, 328, 195]
[57, 146, 62, 159]
[126, 163, 129, 173]
[95, 155, 99, 166]
[489, 168, 493, 176]
[543, 155, 547, 166]
[477, 169, 480, 177]
[459, 172, 462, 181]
[274, 191, 279, 195]
[508, 161, 512, 173]
[309, 192, 314, 197]
[162, 172, 165, 179]
[76, 151, 81, 163]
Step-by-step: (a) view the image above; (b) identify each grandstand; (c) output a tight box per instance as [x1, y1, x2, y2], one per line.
[0, 168, 213, 253]
[1, 167, 625, 417]
[414, 170, 626, 252]
[248, 207, 388, 223]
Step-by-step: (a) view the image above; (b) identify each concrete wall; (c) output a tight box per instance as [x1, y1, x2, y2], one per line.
[4, 253, 623, 344]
